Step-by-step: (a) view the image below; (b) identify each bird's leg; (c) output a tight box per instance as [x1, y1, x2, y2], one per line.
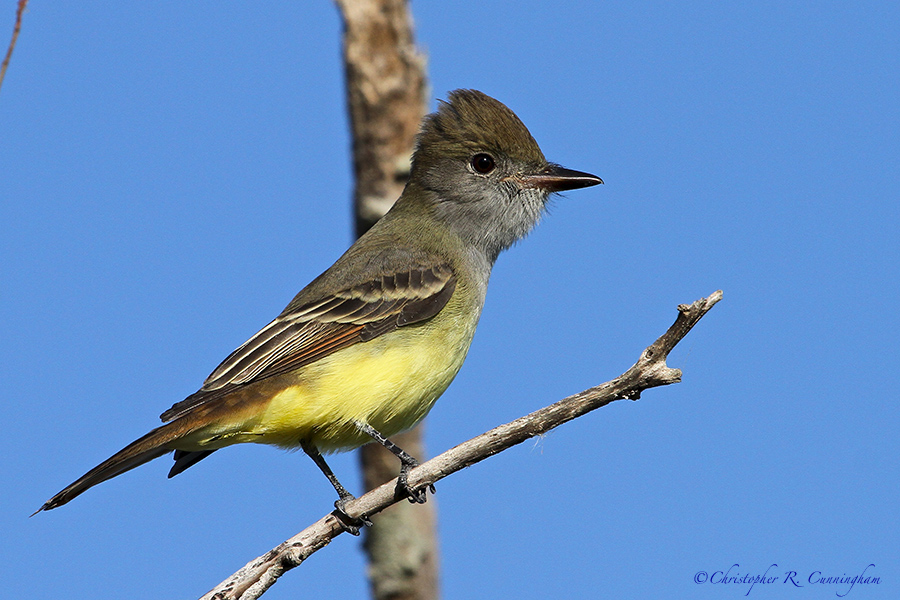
[353, 421, 435, 504]
[301, 440, 372, 535]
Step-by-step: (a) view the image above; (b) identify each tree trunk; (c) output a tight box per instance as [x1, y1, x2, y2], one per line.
[334, 2, 439, 599]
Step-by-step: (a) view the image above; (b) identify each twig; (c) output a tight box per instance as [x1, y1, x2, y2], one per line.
[200, 290, 723, 600]
[0, 0, 28, 94]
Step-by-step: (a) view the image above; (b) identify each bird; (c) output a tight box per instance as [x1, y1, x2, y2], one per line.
[35, 89, 602, 528]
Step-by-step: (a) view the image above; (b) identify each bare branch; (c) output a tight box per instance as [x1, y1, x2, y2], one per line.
[199, 290, 723, 600]
[0, 0, 28, 94]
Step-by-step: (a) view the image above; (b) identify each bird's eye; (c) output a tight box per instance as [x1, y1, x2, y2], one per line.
[471, 153, 495, 174]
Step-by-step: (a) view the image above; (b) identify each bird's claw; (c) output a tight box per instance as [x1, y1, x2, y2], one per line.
[333, 497, 372, 536]
[402, 482, 436, 504]
[397, 461, 436, 504]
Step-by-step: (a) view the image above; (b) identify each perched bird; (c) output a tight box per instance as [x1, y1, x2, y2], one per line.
[36, 89, 602, 527]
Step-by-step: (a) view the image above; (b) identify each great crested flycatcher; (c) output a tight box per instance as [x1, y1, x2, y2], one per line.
[36, 89, 602, 523]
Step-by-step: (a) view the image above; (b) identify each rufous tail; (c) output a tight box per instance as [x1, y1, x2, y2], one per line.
[34, 422, 187, 514]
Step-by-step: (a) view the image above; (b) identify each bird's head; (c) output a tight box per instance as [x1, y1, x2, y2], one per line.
[408, 89, 602, 262]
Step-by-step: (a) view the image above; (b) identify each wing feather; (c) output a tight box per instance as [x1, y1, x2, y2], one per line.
[159, 264, 456, 423]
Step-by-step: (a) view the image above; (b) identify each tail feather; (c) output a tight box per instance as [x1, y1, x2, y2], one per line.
[168, 449, 217, 478]
[34, 423, 186, 514]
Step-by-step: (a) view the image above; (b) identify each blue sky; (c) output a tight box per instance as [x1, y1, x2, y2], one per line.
[2, 2, 898, 599]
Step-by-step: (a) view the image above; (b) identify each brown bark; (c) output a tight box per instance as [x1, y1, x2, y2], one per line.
[0, 0, 29, 93]
[336, 0, 428, 237]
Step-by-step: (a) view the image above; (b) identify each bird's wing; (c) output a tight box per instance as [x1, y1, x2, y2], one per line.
[159, 263, 456, 422]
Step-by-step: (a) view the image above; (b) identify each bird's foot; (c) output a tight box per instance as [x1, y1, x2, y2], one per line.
[333, 496, 373, 536]
[396, 459, 436, 504]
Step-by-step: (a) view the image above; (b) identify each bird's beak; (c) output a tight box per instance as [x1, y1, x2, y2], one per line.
[519, 164, 603, 192]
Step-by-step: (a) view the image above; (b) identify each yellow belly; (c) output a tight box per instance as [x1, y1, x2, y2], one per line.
[262, 323, 468, 451]
[178, 318, 474, 453]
